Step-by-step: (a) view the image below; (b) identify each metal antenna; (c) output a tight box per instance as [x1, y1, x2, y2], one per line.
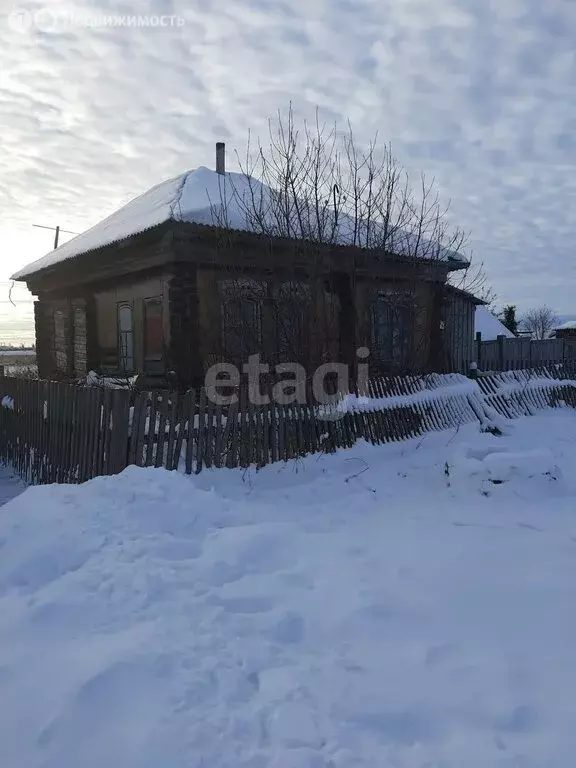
[33, 224, 79, 249]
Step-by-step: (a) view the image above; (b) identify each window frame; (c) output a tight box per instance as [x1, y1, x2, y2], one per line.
[221, 296, 263, 363]
[143, 295, 164, 363]
[371, 291, 414, 367]
[117, 301, 135, 373]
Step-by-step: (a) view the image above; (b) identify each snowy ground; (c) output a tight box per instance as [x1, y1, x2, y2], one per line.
[2, 409, 576, 767]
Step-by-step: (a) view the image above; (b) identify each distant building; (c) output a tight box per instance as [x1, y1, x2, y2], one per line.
[474, 306, 515, 341]
[444, 285, 487, 372]
[554, 321, 576, 341]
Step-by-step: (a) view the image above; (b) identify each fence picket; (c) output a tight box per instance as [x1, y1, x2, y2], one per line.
[145, 391, 159, 467]
[226, 398, 239, 468]
[60, 383, 73, 483]
[203, 394, 215, 469]
[154, 393, 169, 469]
[3, 367, 576, 486]
[213, 402, 225, 469]
[69, 386, 81, 482]
[129, 391, 147, 468]
[269, 402, 279, 464]
[91, 388, 106, 478]
[170, 391, 187, 472]
[222, 400, 238, 468]
[109, 389, 130, 475]
[165, 392, 180, 471]
[238, 388, 250, 468]
[261, 403, 270, 467]
[194, 389, 205, 474]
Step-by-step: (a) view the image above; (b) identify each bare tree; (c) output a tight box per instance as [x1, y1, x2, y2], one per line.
[452, 258, 495, 306]
[520, 306, 559, 340]
[207, 105, 470, 375]
[211, 106, 467, 258]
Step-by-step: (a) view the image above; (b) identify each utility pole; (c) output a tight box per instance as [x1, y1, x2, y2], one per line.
[33, 224, 79, 249]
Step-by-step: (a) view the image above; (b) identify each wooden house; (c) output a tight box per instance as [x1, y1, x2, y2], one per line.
[13, 146, 468, 388]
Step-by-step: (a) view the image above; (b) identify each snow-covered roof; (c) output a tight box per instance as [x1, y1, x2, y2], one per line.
[13, 166, 468, 281]
[555, 320, 576, 331]
[475, 306, 515, 340]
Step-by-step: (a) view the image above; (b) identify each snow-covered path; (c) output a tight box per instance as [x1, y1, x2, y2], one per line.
[1, 410, 576, 767]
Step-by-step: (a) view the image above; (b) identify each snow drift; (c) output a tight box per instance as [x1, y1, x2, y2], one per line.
[2, 410, 576, 767]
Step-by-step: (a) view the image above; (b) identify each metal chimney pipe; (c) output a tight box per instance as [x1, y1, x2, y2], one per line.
[216, 142, 225, 175]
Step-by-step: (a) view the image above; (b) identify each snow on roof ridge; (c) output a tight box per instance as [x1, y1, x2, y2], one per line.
[169, 168, 195, 219]
[475, 306, 515, 340]
[12, 168, 196, 280]
[12, 165, 468, 281]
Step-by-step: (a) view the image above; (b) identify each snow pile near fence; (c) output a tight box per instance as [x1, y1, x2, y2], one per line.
[451, 443, 558, 484]
[84, 370, 138, 389]
[483, 370, 576, 394]
[3, 410, 576, 766]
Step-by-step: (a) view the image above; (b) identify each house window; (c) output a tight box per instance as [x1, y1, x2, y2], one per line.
[276, 282, 311, 361]
[222, 297, 262, 362]
[371, 293, 413, 366]
[144, 297, 163, 360]
[117, 302, 134, 372]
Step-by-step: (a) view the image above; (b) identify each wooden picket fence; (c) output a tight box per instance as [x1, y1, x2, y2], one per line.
[1, 369, 576, 485]
[475, 368, 576, 418]
[475, 334, 576, 372]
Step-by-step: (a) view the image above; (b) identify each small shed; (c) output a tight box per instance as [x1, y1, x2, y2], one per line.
[554, 321, 576, 341]
[444, 285, 486, 372]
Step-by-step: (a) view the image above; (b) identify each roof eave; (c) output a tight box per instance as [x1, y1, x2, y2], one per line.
[12, 221, 173, 284]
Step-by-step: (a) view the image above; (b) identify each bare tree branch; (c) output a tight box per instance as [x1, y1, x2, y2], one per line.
[521, 306, 559, 340]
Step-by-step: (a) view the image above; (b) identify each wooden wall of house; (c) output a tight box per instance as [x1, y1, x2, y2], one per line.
[167, 265, 444, 387]
[354, 279, 438, 374]
[556, 328, 576, 341]
[34, 275, 170, 381]
[191, 266, 340, 377]
[34, 299, 56, 379]
[71, 298, 88, 377]
[93, 276, 168, 374]
[29, 231, 453, 386]
[33, 296, 92, 380]
[445, 291, 476, 372]
[167, 265, 202, 388]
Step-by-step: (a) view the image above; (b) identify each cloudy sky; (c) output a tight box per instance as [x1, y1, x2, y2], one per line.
[1, 0, 575, 342]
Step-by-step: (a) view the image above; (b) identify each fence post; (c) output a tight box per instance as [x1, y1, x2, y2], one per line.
[476, 331, 482, 369]
[497, 335, 505, 371]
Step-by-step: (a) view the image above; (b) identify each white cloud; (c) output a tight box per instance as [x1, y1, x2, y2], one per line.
[1, 0, 575, 342]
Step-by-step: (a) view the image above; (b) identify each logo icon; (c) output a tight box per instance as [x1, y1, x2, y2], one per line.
[7, 7, 34, 33]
